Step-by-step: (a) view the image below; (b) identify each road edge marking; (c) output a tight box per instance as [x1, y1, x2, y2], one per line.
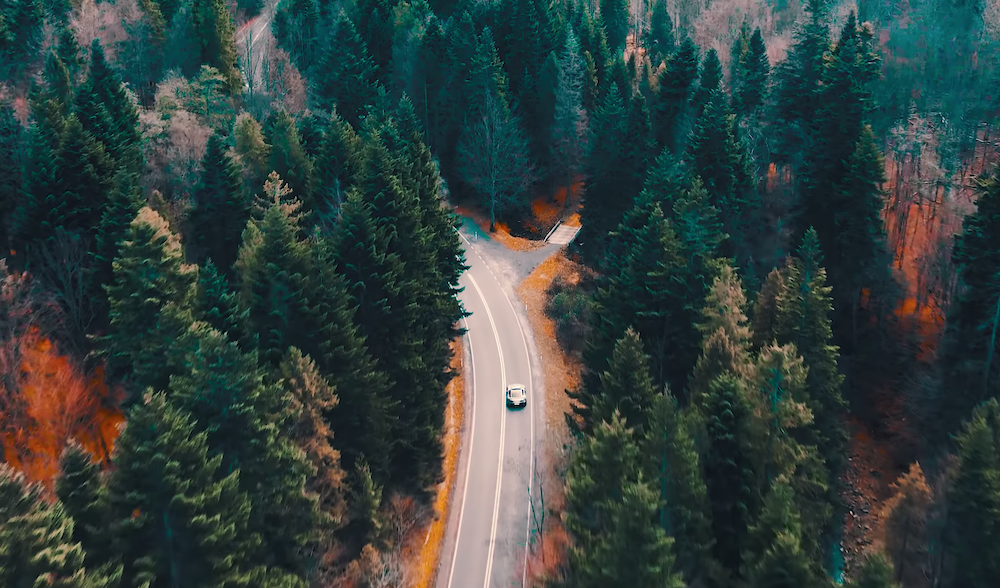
[445, 317, 475, 588]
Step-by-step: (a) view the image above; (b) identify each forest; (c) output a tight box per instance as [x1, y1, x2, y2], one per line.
[1, 0, 1000, 584]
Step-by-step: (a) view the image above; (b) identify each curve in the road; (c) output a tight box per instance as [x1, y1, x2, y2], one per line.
[443, 233, 538, 588]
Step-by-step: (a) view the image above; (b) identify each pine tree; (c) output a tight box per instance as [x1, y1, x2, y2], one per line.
[56, 443, 112, 568]
[702, 373, 757, 575]
[266, 110, 317, 214]
[307, 236, 395, 484]
[654, 36, 698, 152]
[41, 49, 73, 113]
[314, 109, 363, 220]
[733, 27, 770, 116]
[688, 90, 757, 264]
[694, 48, 723, 113]
[0, 464, 119, 588]
[12, 98, 62, 263]
[351, 459, 384, 547]
[946, 398, 1000, 587]
[578, 327, 660, 436]
[883, 462, 932, 586]
[752, 267, 785, 350]
[190, 130, 249, 273]
[564, 412, 684, 588]
[314, 13, 379, 128]
[168, 327, 320, 577]
[54, 114, 115, 235]
[102, 207, 198, 397]
[234, 113, 272, 191]
[599, 0, 629, 52]
[190, 0, 241, 93]
[333, 190, 440, 490]
[621, 92, 655, 206]
[550, 28, 589, 200]
[74, 39, 142, 173]
[689, 263, 754, 402]
[741, 480, 823, 587]
[0, 101, 22, 250]
[104, 393, 298, 588]
[578, 82, 628, 263]
[644, 0, 675, 64]
[771, 229, 848, 476]
[643, 391, 715, 581]
[56, 25, 83, 81]
[236, 181, 315, 368]
[195, 258, 254, 348]
[91, 170, 144, 303]
[579, 199, 685, 403]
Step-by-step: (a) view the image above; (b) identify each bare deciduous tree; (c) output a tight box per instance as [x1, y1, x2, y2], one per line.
[457, 93, 536, 231]
[32, 228, 97, 352]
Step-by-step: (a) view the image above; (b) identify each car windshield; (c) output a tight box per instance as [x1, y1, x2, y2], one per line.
[510, 387, 524, 397]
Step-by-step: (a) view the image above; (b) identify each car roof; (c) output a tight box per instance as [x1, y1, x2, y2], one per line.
[508, 383, 526, 390]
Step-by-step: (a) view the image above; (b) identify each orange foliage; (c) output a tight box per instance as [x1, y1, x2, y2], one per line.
[1, 327, 123, 490]
[520, 519, 570, 586]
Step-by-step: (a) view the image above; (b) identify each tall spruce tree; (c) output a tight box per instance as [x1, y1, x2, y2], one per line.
[266, 110, 317, 215]
[333, 190, 441, 491]
[56, 443, 113, 568]
[189, 130, 249, 273]
[733, 27, 770, 117]
[0, 464, 120, 588]
[168, 327, 321, 577]
[577, 327, 660, 436]
[195, 258, 254, 349]
[564, 412, 685, 588]
[702, 373, 757, 577]
[104, 393, 301, 588]
[550, 28, 589, 200]
[643, 391, 716, 582]
[313, 13, 379, 128]
[91, 170, 144, 306]
[74, 39, 142, 173]
[644, 0, 675, 64]
[945, 399, 1000, 586]
[654, 36, 698, 152]
[0, 101, 22, 250]
[599, 0, 629, 52]
[102, 207, 198, 399]
[578, 82, 628, 263]
[190, 0, 241, 93]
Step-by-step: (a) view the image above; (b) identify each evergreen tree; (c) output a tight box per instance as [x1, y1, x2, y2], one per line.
[741, 480, 821, 586]
[333, 190, 440, 490]
[600, 0, 629, 52]
[236, 181, 315, 366]
[12, 98, 62, 264]
[733, 27, 770, 116]
[307, 235, 395, 484]
[41, 49, 73, 113]
[578, 82, 628, 263]
[694, 48, 723, 113]
[105, 393, 299, 588]
[56, 25, 83, 80]
[622, 92, 655, 206]
[313, 109, 363, 221]
[578, 327, 660, 436]
[168, 327, 320, 577]
[688, 89, 757, 265]
[313, 13, 378, 128]
[54, 114, 115, 233]
[654, 36, 698, 152]
[644, 391, 715, 582]
[945, 399, 1000, 587]
[689, 263, 754, 403]
[751, 267, 785, 350]
[190, 0, 241, 93]
[195, 258, 254, 348]
[771, 229, 848, 476]
[189, 130, 249, 273]
[265, 110, 317, 214]
[0, 464, 119, 588]
[702, 374, 757, 576]
[564, 412, 684, 588]
[0, 101, 22, 249]
[74, 39, 142, 173]
[644, 0, 675, 64]
[550, 28, 588, 200]
[56, 443, 112, 568]
[102, 207, 198, 397]
[947, 162, 1000, 423]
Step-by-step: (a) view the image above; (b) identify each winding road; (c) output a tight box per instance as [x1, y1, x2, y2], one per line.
[437, 227, 547, 588]
[237, 10, 550, 584]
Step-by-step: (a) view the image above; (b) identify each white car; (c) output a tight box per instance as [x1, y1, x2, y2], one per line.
[506, 384, 527, 409]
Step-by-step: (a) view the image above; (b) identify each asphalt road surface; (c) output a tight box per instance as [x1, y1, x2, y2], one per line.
[439, 232, 539, 588]
[237, 0, 282, 91]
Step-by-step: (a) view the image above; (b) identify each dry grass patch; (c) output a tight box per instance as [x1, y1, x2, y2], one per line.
[403, 337, 465, 588]
[516, 249, 588, 580]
